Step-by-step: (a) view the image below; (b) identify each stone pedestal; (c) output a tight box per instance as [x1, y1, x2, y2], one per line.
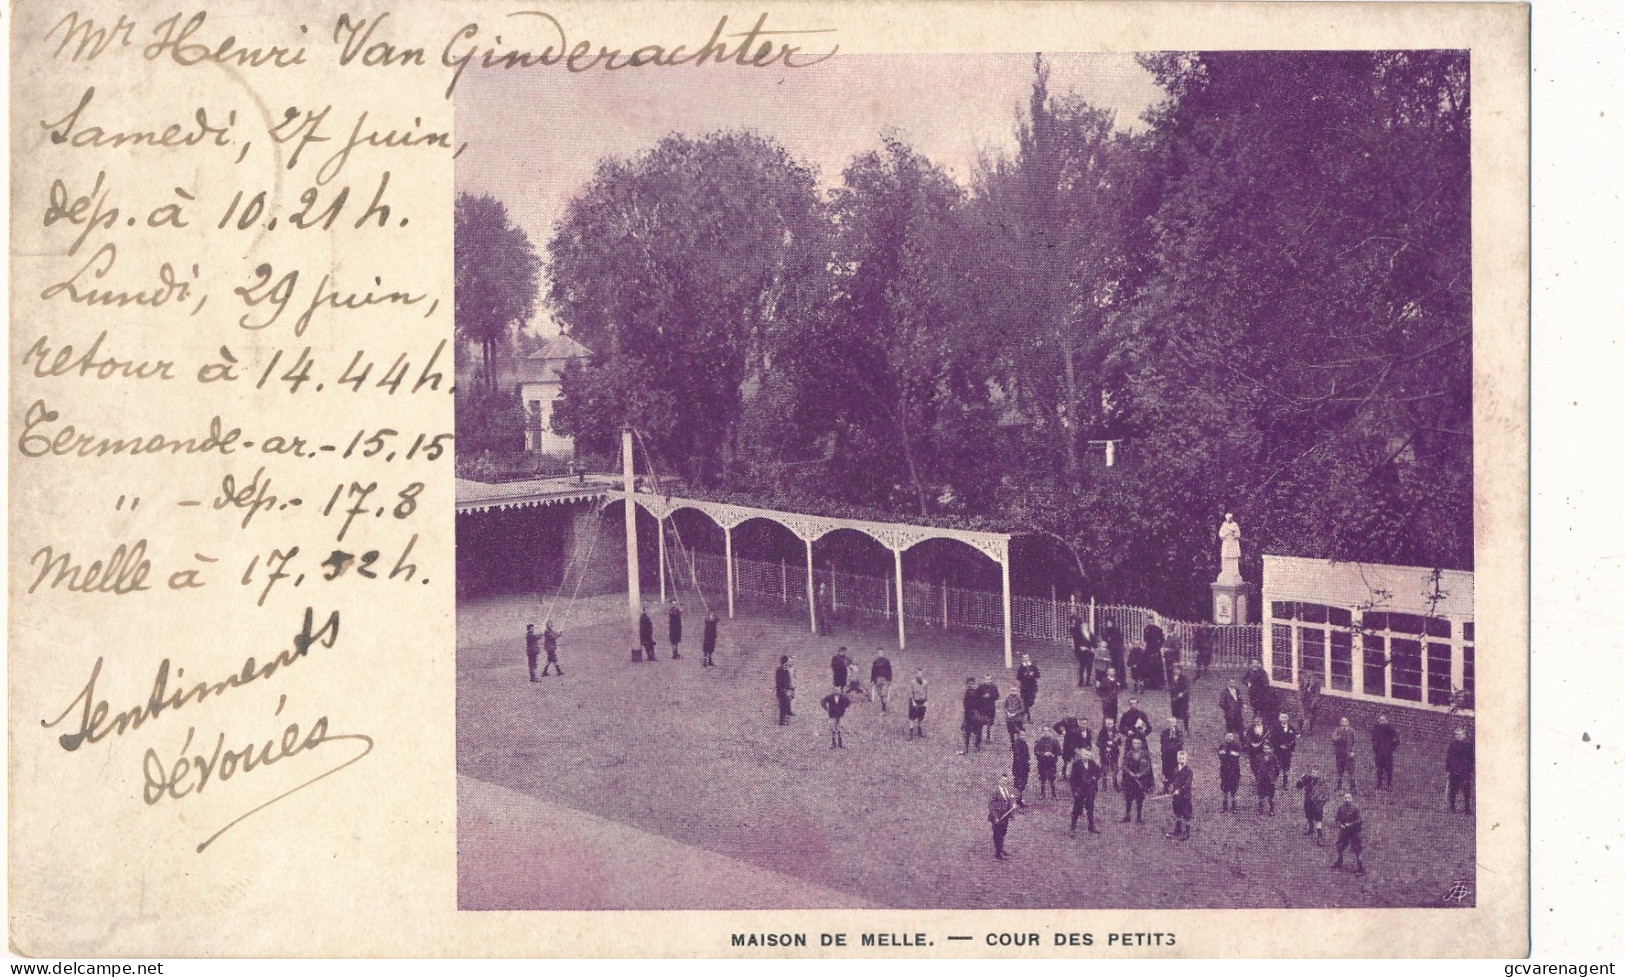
[1212, 581, 1248, 625]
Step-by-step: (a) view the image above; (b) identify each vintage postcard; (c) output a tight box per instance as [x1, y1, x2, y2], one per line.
[8, 0, 1528, 958]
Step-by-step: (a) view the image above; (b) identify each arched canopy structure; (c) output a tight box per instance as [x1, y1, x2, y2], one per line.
[626, 492, 1015, 666]
[453, 474, 1020, 666]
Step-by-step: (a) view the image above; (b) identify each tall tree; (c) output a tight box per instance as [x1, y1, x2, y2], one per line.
[775, 137, 978, 516]
[547, 131, 824, 486]
[454, 193, 541, 389]
[1106, 49, 1474, 606]
[973, 56, 1153, 496]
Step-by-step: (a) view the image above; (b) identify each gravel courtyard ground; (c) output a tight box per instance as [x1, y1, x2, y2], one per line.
[457, 593, 1477, 910]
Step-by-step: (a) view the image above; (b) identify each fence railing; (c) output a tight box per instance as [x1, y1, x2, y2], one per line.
[661, 550, 1260, 667]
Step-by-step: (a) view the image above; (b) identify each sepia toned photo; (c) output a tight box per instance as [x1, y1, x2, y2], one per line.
[8, 0, 1533, 958]
[452, 49, 1481, 912]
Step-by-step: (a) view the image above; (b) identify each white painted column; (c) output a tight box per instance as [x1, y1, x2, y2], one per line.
[621, 428, 640, 621]
[894, 547, 906, 650]
[723, 524, 736, 620]
[805, 538, 817, 634]
[1450, 617, 1465, 690]
[657, 513, 667, 604]
[1351, 618, 1367, 697]
[1420, 631, 1431, 705]
[1289, 622, 1301, 688]
[1001, 547, 1014, 669]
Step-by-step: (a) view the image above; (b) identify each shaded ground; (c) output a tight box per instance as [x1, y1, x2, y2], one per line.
[460, 775, 874, 910]
[457, 593, 1476, 910]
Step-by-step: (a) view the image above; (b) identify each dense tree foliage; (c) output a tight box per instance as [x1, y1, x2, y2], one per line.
[514, 51, 1473, 614]
[1105, 51, 1473, 607]
[546, 132, 825, 484]
[454, 194, 540, 389]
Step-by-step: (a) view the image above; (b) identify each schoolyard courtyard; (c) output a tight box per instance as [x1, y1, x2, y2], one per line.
[457, 593, 1477, 910]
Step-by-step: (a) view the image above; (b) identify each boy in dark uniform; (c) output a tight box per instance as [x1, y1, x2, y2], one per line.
[988, 774, 1017, 860]
[1255, 747, 1280, 815]
[1272, 712, 1300, 789]
[1096, 668, 1122, 726]
[1101, 619, 1125, 681]
[831, 648, 851, 690]
[1097, 722, 1122, 791]
[1332, 717, 1357, 791]
[1219, 679, 1245, 736]
[1068, 747, 1102, 836]
[1076, 717, 1096, 760]
[820, 687, 851, 748]
[1159, 717, 1185, 793]
[1004, 689, 1028, 743]
[1011, 728, 1031, 806]
[1121, 740, 1154, 823]
[701, 610, 719, 667]
[1070, 615, 1094, 687]
[1169, 665, 1191, 732]
[1118, 698, 1152, 748]
[960, 677, 982, 754]
[974, 675, 1002, 745]
[1245, 659, 1273, 721]
[539, 621, 563, 677]
[1371, 714, 1400, 788]
[638, 610, 656, 664]
[667, 601, 683, 659]
[1142, 616, 1166, 690]
[1167, 750, 1194, 840]
[1332, 792, 1366, 873]
[1034, 726, 1061, 799]
[1299, 669, 1323, 734]
[907, 669, 929, 738]
[1217, 733, 1244, 811]
[1244, 717, 1270, 780]
[524, 624, 541, 682]
[870, 652, 894, 712]
[1446, 727, 1475, 814]
[1295, 766, 1328, 843]
[1016, 655, 1041, 713]
[1128, 645, 1147, 693]
[1059, 717, 1086, 775]
[1194, 627, 1213, 678]
[774, 655, 795, 725]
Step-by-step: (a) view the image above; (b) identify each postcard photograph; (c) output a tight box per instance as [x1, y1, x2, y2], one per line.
[449, 47, 1482, 914]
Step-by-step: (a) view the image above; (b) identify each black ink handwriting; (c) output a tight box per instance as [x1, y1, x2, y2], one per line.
[40, 607, 341, 752]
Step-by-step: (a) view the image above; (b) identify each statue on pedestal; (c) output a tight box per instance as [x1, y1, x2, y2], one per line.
[1211, 512, 1248, 625]
[1217, 513, 1243, 586]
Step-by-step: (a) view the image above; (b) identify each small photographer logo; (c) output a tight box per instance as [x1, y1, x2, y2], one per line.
[1441, 879, 1473, 905]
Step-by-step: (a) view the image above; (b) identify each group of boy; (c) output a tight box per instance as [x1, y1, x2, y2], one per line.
[984, 649, 1473, 879]
[632, 601, 720, 666]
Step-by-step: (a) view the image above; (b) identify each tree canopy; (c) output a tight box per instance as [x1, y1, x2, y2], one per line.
[471, 50, 1475, 615]
[546, 131, 824, 484]
[454, 194, 540, 389]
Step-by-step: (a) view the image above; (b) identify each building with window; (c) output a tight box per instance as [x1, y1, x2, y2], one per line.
[514, 334, 591, 456]
[1262, 555, 1474, 714]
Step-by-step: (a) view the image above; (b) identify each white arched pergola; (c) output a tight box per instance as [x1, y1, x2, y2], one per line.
[623, 491, 1015, 667]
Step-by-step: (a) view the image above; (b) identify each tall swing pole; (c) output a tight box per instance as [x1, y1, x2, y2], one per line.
[1001, 541, 1014, 669]
[805, 537, 817, 635]
[893, 547, 907, 651]
[622, 427, 641, 621]
[723, 524, 736, 620]
[657, 513, 667, 604]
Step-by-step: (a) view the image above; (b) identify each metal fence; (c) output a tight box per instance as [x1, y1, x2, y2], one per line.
[665, 550, 1261, 667]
